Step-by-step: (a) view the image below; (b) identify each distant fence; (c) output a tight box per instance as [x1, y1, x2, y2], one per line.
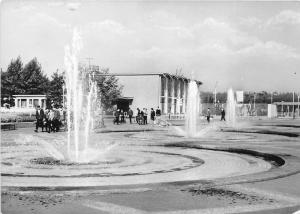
[200, 103, 268, 117]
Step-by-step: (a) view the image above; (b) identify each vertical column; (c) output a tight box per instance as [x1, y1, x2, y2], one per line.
[171, 77, 175, 114]
[158, 76, 161, 110]
[176, 79, 180, 114]
[182, 81, 187, 113]
[164, 77, 168, 114]
[26, 98, 29, 108]
[197, 84, 201, 116]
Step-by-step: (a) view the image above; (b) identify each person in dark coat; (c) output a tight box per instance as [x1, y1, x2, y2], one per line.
[221, 108, 226, 121]
[114, 109, 120, 125]
[155, 106, 161, 125]
[136, 108, 141, 124]
[207, 108, 211, 123]
[140, 109, 145, 125]
[120, 109, 125, 123]
[128, 108, 133, 124]
[150, 108, 155, 124]
[155, 107, 161, 117]
[35, 105, 45, 132]
[53, 107, 61, 132]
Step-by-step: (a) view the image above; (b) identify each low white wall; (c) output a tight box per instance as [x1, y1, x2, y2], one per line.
[267, 104, 277, 118]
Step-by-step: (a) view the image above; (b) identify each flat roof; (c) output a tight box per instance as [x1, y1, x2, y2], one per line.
[93, 72, 202, 85]
[13, 95, 47, 97]
[273, 102, 300, 105]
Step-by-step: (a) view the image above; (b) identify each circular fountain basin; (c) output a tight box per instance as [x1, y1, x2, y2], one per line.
[1, 142, 272, 187]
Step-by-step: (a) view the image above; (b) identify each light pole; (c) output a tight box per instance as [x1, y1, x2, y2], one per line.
[298, 94, 300, 117]
[281, 101, 284, 117]
[271, 92, 273, 104]
[62, 83, 65, 109]
[292, 72, 297, 119]
[86, 57, 94, 69]
[293, 91, 295, 119]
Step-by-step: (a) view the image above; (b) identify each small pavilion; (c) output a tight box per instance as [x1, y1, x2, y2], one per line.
[273, 101, 300, 117]
[13, 95, 47, 109]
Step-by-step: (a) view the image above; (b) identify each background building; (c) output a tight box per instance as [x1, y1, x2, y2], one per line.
[115, 73, 202, 115]
[13, 95, 47, 109]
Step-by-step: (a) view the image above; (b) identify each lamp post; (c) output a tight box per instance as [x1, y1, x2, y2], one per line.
[298, 94, 300, 117]
[281, 101, 284, 117]
[62, 83, 65, 109]
[292, 72, 297, 119]
[293, 91, 295, 119]
[271, 92, 273, 104]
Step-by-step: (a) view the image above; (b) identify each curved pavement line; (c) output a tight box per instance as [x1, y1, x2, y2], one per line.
[82, 201, 299, 214]
[82, 185, 300, 214]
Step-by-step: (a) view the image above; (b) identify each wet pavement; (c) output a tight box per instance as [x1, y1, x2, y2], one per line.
[1, 118, 300, 214]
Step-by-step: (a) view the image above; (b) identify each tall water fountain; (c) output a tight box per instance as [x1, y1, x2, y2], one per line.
[64, 29, 100, 162]
[185, 80, 200, 137]
[226, 88, 237, 127]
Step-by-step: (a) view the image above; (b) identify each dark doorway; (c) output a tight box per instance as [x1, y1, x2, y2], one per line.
[113, 97, 133, 112]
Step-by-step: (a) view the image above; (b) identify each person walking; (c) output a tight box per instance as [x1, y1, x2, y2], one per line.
[143, 108, 148, 125]
[128, 108, 133, 124]
[150, 108, 155, 124]
[53, 106, 61, 132]
[114, 109, 120, 125]
[35, 105, 45, 132]
[155, 107, 161, 117]
[136, 108, 141, 124]
[43, 109, 50, 133]
[207, 108, 211, 123]
[155, 106, 161, 125]
[120, 109, 125, 123]
[221, 108, 226, 121]
[140, 109, 145, 125]
[48, 108, 55, 132]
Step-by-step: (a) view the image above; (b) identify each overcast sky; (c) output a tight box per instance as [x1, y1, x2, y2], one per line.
[1, 0, 300, 92]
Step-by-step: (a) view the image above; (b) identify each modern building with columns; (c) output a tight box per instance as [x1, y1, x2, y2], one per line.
[13, 95, 47, 109]
[115, 73, 202, 115]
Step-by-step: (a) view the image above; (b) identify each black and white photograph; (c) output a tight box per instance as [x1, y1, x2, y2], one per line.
[1, 0, 300, 213]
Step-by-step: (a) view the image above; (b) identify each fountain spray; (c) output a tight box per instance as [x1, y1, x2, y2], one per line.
[64, 28, 100, 162]
[226, 88, 237, 127]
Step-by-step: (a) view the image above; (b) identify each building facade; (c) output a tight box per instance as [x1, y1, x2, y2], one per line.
[13, 95, 47, 109]
[116, 73, 202, 115]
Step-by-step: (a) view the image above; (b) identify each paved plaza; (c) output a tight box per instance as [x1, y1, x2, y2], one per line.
[1, 118, 300, 214]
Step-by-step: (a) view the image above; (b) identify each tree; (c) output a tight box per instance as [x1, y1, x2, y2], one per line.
[47, 71, 65, 107]
[20, 58, 49, 94]
[1, 57, 24, 105]
[89, 67, 123, 111]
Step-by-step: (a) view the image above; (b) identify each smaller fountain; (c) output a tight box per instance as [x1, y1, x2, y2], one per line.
[185, 80, 200, 137]
[226, 88, 237, 127]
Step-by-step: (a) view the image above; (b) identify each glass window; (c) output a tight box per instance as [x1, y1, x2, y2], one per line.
[174, 80, 178, 97]
[160, 77, 165, 96]
[21, 99, 27, 108]
[167, 78, 172, 97]
[180, 81, 184, 98]
[33, 99, 39, 107]
[168, 98, 172, 113]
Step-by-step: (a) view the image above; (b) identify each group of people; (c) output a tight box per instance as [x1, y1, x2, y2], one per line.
[113, 107, 161, 125]
[206, 108, 226, 123]
[35, 105, 65, 133]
